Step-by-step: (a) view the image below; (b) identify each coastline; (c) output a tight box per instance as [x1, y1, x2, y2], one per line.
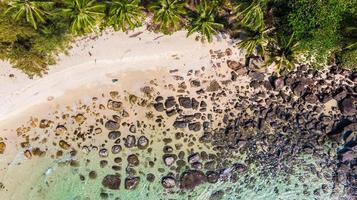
[0, 28, 355, 199]
[0, 28, 239, 123]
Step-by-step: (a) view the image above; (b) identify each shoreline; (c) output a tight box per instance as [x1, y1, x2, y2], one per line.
[0, 28, 240, 123]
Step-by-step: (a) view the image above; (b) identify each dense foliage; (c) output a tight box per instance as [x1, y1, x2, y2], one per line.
[0, 0, 356, 77]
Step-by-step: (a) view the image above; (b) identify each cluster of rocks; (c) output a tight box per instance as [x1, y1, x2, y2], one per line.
[8, 49, 356, 199]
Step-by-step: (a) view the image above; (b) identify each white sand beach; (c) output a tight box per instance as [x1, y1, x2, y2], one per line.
[0, 28, 239, 123]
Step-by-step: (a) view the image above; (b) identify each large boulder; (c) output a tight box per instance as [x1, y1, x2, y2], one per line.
[180, 170, 206, 190]
[339, 96, 356, 115]
[102, 174, 121, 190]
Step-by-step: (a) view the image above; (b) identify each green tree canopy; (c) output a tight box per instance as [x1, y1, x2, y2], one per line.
[5, 0, 53, 29]
[62, 0, 105, 35]
[187, 0, 224, 42]
[107, 0, 144, 32]
[149, 0, 186, 34]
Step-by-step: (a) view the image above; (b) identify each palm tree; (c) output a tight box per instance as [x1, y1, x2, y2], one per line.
[149, 0, 186, 34]
[265, 34, 301, 74]
[237, 26, 271, 57]
[62, 0, 105, 34]
[187, 0, 224, 42]
[235, 0, 267, 31]
[5, 0, 53, 29]
[107, 0, 144, 32]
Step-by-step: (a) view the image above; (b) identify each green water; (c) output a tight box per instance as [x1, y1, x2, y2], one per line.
[25, 152, 334, 200]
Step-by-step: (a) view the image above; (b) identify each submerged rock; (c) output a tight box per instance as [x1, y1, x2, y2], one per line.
[180, 170, 206, 189]
[162, 176, 176, 188]
[125, 177, 140, 190]
[127, 154, 139, 166]
[102, 175, 121, 190]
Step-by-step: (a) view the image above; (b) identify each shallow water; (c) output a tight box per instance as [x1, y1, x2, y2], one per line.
[0, 65, 351, 200]
[23, 154, 334, 200]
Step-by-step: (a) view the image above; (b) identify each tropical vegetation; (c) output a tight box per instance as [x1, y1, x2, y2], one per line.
[0, 0, 356, 77]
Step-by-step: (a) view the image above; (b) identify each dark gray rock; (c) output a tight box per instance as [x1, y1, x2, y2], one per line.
[105, 120, 120, 130]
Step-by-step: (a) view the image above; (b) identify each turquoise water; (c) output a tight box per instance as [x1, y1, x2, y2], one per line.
[24, 150, 335, 200]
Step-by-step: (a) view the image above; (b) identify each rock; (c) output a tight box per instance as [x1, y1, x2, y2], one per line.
[99, 148, 109, 157]
[146, 173, 155, 182]
[227, 60, 244, 71]
[304, 93, 318, 104]
[192, 98, 199, 110]
[206, 171, 219, 183]
[161, 176, 176, 188]
[124, 135, 136, 148]
[94, 128, 102, 134]
[89, 171, 97, 179]
[232, 163, 248, 172]
[125, 177, 140, 190]
[248, 56, 263, 68]
[207, 80, 221, 92]
[153, 103, 164, 112]
[107, 100, 122, 111]
[173, 121, 187, 128]
[292, 81, 305, 96]
[108, 131, 121, 140]
[166, 109, 177, 117]
[59, 140, 70, 150]
[74, 114, 86, 124]
[190, 80, 201, 87]
[339, 97, 356, 115]
[338, 149, 354, 162]
[0, 142, 6, 154]
[129, 125, 136, 133]
[155, 96, 164, 102]
[209, 190, 224, 200]
[111, 145, 122, 154]
[100, 160, 108, 168]
[188, 122, 201, 132]
[333, 88, 348, 101]
[102, 175, 121, 190]
[55, 125, 67, 135]
[163, 154, 177, 166]
[165, 97, 176, 109]
[180, 170, 206, 189]
[178, 97, 192, 108]
[137, 136, 149, 149]
[188, 153, 200, 164]
[105, 120, 120, 130]
[39, 119, 51, 129]
[127, 154, 139, 166]
[24, 150, 32, 159]
[274, 78, 284, 89]
[248, 71, 265, 81]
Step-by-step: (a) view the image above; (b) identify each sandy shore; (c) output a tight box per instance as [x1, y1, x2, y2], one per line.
[0, 28, 239, 123]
